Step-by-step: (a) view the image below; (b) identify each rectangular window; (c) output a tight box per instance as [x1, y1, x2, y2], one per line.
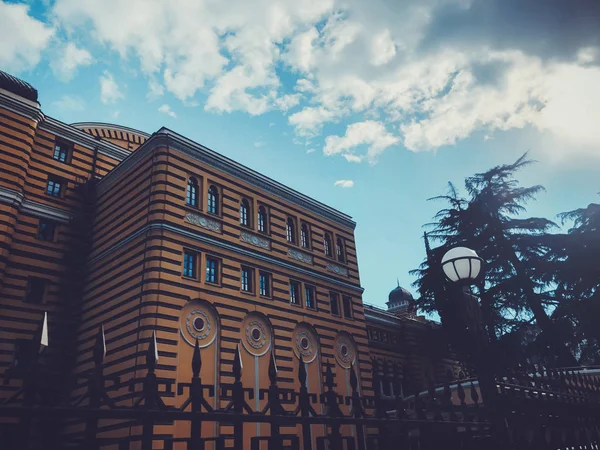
[53, 141, 70, 163]
[330, 292, 340, 316]
[46, 177, 63, 197]
[305, 286, 315, 309]
[25, 278, 45, 304]
[37, 219, 56, 242]
[290, 281, 301, 305]
[241, 266, 253, 292]
[206, 257, 219, 284]
[259, 272, 271, 297]
[342, 296, 353, 319]
[183, 250, 197, 278]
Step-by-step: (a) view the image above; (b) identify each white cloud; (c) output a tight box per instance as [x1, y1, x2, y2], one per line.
[41, 0, 600, 162]
[0, 2, 54, 72]
[324, 120, 400, 163]
[306, 148, 316, 154]
[158, 104, 176, 118]
[52, 94, 85, 111]
[147, 78, 164, 100]
[334, 180, 355, 188]
[50, 42, 93, 81]
[99, 71, 123, 104]
[268, 122, 275, 127]
[253, 141, 265, 148]
[112, 111, 120, 119]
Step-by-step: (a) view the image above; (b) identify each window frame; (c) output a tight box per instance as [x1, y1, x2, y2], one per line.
[37, 218, 57, 242]
[207, 184, 220, 216]
[286, 217, 296, 244]
[182, 249, 198, 279]
[329, 292, 340, 316]
[241, 266, 254, 293]
[186, 177, 200, 208]
[324, 233, 333, 257]
[257, 204, 269, 234]
[240, 198, 251, 227]
[53, 140, 71, 163]
[46, 176, 63, 198]
[259, 271, 271, 298]
[304, 285, 316, 310]
[342, 296, 353, 319]
[300, 222, 310, 249]
[289, 280, 301, 306]
[336, 237, 346, 263]
[205, 256, 220, 285]
[25, 277, 45, 304]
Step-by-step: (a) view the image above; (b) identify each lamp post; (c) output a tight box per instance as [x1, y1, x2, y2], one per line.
[440, 247, 511, 450]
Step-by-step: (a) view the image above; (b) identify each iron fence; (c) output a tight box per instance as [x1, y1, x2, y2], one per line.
[1, 321, 600, 450]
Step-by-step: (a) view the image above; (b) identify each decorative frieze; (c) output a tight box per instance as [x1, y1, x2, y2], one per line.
[287, 248, 313, 264]
[240, 231, 270, 250]
[326, 263, 348, 277]
[184, 212, 221, 232]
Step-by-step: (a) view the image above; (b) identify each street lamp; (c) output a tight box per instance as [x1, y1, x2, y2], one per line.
[441, 247, 483, 284]
[440, 247, 510, 449]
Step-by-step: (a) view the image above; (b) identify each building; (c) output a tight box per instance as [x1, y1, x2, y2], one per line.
[364, 285, 462, 396]
[0, 70, 369, 447]
[0, 70, 458, 447]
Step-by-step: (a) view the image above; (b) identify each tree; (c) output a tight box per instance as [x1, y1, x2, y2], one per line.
[546, 199, 600, 363]
[412, 154, 576, 367]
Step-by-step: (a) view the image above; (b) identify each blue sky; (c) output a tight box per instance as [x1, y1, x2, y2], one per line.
[2, 0, 599, 308]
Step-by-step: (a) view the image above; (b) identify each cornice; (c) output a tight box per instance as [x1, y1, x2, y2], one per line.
[0, 91, 131, 162]
[0, 89, 44, 123]
[0, 186, 71, 223]
[88, 221, 364, 293]
[40, 117, 130, 161]
[98, 130, 357, 230]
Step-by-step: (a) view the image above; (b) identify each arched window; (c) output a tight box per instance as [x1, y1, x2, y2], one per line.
[257, 206, 268, 233]
[240, 199, 250, 227]
[207, 185, 219, 215]
[286, 218, 296, 244]
[186, 177, 198, 207]
[336, 237, 345, 263]
[324, 233, 332, 257]
[301, 223, 310, 249]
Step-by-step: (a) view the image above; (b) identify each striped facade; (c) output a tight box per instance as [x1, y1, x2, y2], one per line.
[0, 70, 458, 448]
[0, 71, 368, 448]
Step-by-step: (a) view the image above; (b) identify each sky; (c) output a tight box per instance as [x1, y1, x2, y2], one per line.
[1, 0, 599, 309]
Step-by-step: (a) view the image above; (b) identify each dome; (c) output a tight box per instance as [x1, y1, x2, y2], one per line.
[388, 285, 414, 304]
[386, 284, 414, 314]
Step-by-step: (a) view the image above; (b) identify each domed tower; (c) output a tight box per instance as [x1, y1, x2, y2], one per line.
[386, 282, 414, 316]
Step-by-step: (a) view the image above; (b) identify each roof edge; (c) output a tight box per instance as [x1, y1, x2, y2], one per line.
[70, 122, 151, 139]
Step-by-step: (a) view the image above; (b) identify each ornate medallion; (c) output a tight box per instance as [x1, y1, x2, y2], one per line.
[241, 313, 272, 356]
[326, 263, 348, 277]
[185, 212, 221, 232]
[180, 301, 219, 347]
[291, 324, 319, 363]
[287, 248, 313, 264]
[333, 332, 356, 369]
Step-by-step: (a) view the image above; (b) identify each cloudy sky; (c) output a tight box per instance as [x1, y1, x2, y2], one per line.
[2, 0, 599, 307]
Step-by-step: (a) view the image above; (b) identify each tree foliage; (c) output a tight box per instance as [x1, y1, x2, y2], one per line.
[412, 154, 598, 367]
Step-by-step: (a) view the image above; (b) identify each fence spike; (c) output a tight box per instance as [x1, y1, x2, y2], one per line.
[93, 324, 106, 367]
[147, 330, 158, 373]
[470, 381, 479, 405]
[268, 348, 278, 386]
[325, 360, 335, 390]
[233, 343, 243, 382]
[349, 360, 358, 392]
[192, 338, 201, 378]
[298, 353, 307, 387]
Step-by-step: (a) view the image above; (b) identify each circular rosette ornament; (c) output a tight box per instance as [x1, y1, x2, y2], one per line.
[180, 301, 219, 348]
[334, 332, 357, 369]
[291, 324, 319, 363]
[241, 313, 272, 357]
